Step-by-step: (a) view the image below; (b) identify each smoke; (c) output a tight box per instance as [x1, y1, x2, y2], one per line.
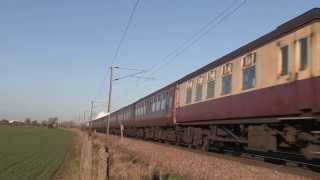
[94, 111, 109, 120]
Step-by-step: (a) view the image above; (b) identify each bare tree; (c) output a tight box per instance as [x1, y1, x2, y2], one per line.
[48, 117, 58, 128]
[31, 120, 39, 126]
[25, 118, 31, 125]
[41, 120, 48, 127]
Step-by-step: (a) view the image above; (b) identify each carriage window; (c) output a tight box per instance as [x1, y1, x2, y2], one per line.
[142, 104, 145, 115]
[138, 106, 141, 116]
[221, 63, 232, 95]
[222, 75, 232, 95]
[243, 66, 255, 90]
[299, 37, 308, 70]
[149, 100, 152, 113]
[152, 99, 155, 112]
[153, 99, 156, 112]
[139, 106, 141, 116]
[145, 101, 148, 114]
[195, 77, 203, 102]
[280, 45, 289, 75]
[168, 94, 173, 110]
[161, 94, 166, 110]
[165, 92, 170, 110]
[186, 81, 193, 104]
[156, 96, 161, 111]
[140, 107, 142, 115]
[195, 83, 203, 101]
[242, 53, 256, 90]
[186, 88, 192, 104]
[207, 80, 215, 98]
[207, 70, 216, 98]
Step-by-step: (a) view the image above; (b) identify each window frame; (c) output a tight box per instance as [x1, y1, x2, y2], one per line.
[195, 77, 203, 102]
[221, 63, 233, 95]
[151, 99, 155, 112]
[221, 74, 232, 95]
[156, 95, 161, 112]
[280, 45, 289, 76]
[165, 92, 170, 111]
[242, 52, 256, 90]
[206, 80, 215, 99]
[299, 37, 309, 71]
[161, 93, 166, 111]
[242, 65, 256, 90]
[185, 80, 193, 104]
[206, 70, 216, 99]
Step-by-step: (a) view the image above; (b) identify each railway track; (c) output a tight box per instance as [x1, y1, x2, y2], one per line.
[126, 136, 320, 175]
[222, 149, 320, 172]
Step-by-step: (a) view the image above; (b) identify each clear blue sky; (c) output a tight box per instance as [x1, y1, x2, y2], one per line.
[1, 0, 319, 121]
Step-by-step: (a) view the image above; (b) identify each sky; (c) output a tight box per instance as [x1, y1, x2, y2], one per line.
[1, 0, 320, 122]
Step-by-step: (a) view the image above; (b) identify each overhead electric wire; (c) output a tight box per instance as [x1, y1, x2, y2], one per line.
[113, 71, 146, 81]
[116, 66, 147, 72]
[111, 0, 141, 65]
[105, 0, 143, 106]
[145, 0, 247, 77]
[102, 1, 246, 114]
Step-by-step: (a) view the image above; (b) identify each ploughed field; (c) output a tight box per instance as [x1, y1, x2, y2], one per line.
[0, 127, 74, 180]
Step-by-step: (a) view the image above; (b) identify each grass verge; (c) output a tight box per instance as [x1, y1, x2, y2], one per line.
[0, 127, 74, 180]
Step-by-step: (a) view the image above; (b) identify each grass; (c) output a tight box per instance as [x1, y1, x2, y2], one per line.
[53, 129, 81, 180]
[0, 127, 74, 180]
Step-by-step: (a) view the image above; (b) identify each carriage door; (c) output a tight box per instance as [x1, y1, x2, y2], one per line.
[294, 35, 315, 114]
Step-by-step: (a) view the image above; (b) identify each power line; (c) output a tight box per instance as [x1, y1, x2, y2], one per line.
[113, 71, 145, 81]
[101, 1, 246, 116]
[145, 0, 238, 73]
[111, 0, 141, 65]
[146, 0, 247, 77]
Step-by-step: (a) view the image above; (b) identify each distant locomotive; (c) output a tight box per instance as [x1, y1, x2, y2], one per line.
[91, 8, 320, 161]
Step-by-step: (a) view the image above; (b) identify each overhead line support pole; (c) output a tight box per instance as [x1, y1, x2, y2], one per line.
[106, 66, 114, 139]
[89, 100, 94, 132]
[89, 101, 94, 122]
[104, 65, 150, 140]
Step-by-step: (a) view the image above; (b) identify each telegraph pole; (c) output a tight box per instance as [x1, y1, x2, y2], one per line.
[83, 111, 86, 130]
[106, 66, 114, 137]
[89, 100, 94, 122]
[89, 100, 94, 133]
[105, 65, 152, 139]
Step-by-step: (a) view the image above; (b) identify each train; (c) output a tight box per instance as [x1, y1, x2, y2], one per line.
[90, 8, 320, 161]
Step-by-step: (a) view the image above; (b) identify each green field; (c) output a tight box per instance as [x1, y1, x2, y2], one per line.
[0, 127, 74, 180]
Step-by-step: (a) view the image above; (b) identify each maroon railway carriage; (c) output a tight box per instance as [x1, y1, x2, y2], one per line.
[100, 84, 176, 138]
[176, 76, 320, 123]
[124, 85, 176, 139]
[175, 9, 320, 123]
[91, 9, 320, 161]
[171, 9, 320, 159]
[133, 85, 175, 127]
[90, 117, 106, 132]
[108, 104, 134, 134]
